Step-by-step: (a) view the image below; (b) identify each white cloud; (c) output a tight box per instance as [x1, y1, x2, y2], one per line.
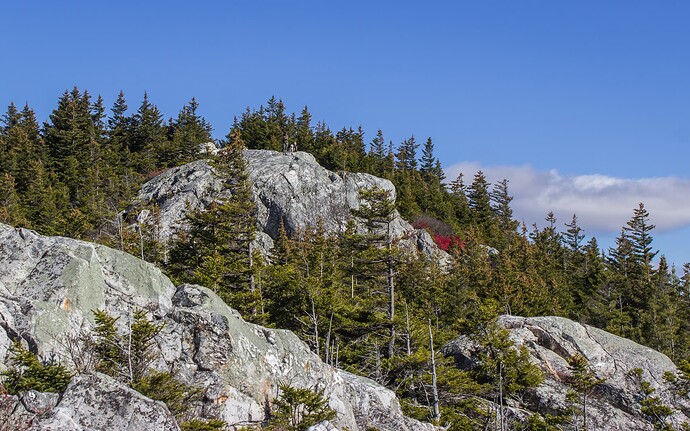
[445, 163, 690, 235]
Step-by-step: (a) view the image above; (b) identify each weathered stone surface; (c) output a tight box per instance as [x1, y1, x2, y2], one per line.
[133, 149, 448, 263]
[0, 224, 437, 431]
[444, 315, 690, 430]
[19, 390, 59, 415]
[308, 421, 340, 431]
[28, 373, 180, 431]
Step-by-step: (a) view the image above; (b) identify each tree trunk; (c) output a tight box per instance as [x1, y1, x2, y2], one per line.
[428, 319, 440, 422]
[249, 244, 257, 317]
[405, 301, 411, 356]
[387, 222, 395, 358]
[310, 298, 319, 358]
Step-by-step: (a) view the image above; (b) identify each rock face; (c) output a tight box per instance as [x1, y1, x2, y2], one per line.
[0, 224, 437, 431]
[134, 149, 448, 263]
[444, 315, 690, 430]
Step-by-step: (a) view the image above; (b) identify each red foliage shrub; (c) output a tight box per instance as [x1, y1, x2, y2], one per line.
[411, 214, 455, 237]
[432, 234, 463, 252]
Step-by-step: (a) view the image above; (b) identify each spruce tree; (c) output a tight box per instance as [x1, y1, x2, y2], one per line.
[490, 179, 519, 242]
[167, 97, 213, 167]
[1, 103, 43, 194]
[467, 171, 495, 242]
[420, 137, 436, 174]
[130, 92, 167, 172]
[351, 187, 400, 358]
[624, 203, 657, 282]
[167, 128, 258, 319]
[449, 173, 470, 228]
[265, 96, 288, 152]
[395, 136, 418, 171]
[0, 174, 26, 226]
[296, 106, 314, 154]
[0, 103, 21, 176]
[44, 87, 95, 206]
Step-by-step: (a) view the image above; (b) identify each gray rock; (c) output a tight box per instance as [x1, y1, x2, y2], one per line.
[445, 315, 690, 430]
[308, 421, 340, 431]
[19, 390, 59, 414]
[1, 393, 36, 429]
[132, 149, 448, 264]
[28, 373, 180, 431]
[0, 224, 438, 431]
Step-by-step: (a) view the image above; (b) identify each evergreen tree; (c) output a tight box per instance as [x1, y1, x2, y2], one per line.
[265, 96, 289, 152]
[370, 129, 387, 161]
[295, 106, 314, 154]
[603, 230, 636, 337]
[467, 171, 495, 241]
[366, 129, 393, 177]
[625, 203, 657, 282]
[395, 136, 418, 171]
[641, 256, 679, 358]
[324, 126, 366, 172]
[130, 92, 167, 172]
[1, 103, 43, 194]
[21, 160, 69, 234]
[448, 173, 470, 228]
[420, 137, 437, 175]
[0, 103, 21, 177]
[166, 97, 213, 167]
[567, 354, 606, 431]
[0, 174, 26, 226]
[107, 91, 131, 147]
[352, 187, 400, 358]
[44, 87, 95, 206]
[167, 128, 258, 319]
[490, 179, 519, 241]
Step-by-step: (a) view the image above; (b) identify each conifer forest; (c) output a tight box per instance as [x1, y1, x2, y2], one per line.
[2, 88, 690, 430]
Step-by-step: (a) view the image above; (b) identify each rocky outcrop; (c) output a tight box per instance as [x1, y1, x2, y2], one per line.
[444, 315, 690, 430]
[28, 373, 180, 431]
[133, 149, 448, 263]
[0, 224, 437, 431]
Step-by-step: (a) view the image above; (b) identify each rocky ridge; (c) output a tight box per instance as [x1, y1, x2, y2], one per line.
[445, 315, 690, 430]
[0, 224, 437, 431]
[133, 149, 448, 263]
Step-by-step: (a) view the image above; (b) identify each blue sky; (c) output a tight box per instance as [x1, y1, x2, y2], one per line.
[3, 1, 690, 266]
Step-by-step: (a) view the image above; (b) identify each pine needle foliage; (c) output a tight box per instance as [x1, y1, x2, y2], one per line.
[0, 342, 72, 394]
[267, 384, 336, 431]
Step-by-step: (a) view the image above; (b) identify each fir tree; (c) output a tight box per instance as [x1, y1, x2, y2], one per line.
[167, 128, 258, 319]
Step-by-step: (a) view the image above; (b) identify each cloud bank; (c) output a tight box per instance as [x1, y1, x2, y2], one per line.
[445, 163, 690, 235]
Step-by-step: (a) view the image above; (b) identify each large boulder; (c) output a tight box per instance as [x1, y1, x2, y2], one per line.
[444, 315, 690, 430]
[133, 149, 448, 263]
[28, 373, 180, 431]
[0, 224, 437, 431]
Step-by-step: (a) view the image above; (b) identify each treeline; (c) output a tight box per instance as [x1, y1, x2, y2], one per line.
[0, 87, 213, 239]
[3, 90, 690, 429]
